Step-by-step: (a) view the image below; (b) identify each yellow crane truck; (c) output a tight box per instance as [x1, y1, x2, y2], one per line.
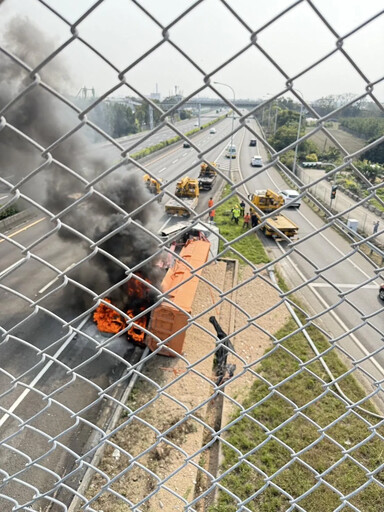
[165, 177, 199, 217]
[198, 162, 217, 191]
[249, 189, 298, 239]
[143, 174, 162, 195]
[248, 189, 284, 212]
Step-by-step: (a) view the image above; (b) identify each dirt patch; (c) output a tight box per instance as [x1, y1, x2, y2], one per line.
[306, 123, 366, 154]
[221, 265, 290, 426]
[85, 262, 289, 511]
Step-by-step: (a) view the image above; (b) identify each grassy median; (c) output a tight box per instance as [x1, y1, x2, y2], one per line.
[214, 185, 269, 265]
[131, 116, 226, 161]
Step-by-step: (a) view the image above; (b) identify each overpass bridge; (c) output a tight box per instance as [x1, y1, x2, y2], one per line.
[158, 98, 262, 109]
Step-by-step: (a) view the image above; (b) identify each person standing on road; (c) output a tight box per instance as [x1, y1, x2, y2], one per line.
[207, 197, 214, 222]
[373, 220, 380, 234]
[243, 212, 250, 228]
[251, 211, 258, 228]
[209, 209, 216, 224]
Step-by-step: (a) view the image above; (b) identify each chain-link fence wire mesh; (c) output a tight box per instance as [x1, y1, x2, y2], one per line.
[1, 1, 384, 511]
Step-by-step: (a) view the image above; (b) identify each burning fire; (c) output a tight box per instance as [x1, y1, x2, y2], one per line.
[93, 274, 151, 344]
[125, 274, 151, 299]
[127, 308, 147, 344]
[93, 298, 125, 333]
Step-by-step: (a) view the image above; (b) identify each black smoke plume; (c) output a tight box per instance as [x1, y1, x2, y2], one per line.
[0, 17, 163, 313]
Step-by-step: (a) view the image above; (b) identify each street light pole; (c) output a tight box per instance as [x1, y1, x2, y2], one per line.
[214, 81, 235, 179]
[273, 107, 278, 135]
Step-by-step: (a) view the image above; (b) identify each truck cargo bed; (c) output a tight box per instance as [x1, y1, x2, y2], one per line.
[165, 197, 198, 217]
[262, 213, 298, 239]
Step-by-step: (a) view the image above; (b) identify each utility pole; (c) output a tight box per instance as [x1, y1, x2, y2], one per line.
[274, 107, 278, 134]
[148, 105, 154, 130]
[213, 82, 236, 180]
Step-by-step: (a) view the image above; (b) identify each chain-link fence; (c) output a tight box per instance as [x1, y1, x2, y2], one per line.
[1, 1, 384, 511]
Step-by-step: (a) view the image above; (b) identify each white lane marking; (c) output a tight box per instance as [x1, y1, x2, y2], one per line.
[158, 167, 167, 174]
[0, 217, 46, 243]
[276, 242, 384, 377]
[0, 315, 90, 429]
[309, 283, 379, 290]
[38, 263, 76, 294]
[172, 159, 178, 164]
[0, 259, 24, 278]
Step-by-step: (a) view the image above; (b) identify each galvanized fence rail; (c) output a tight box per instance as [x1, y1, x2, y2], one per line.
[0, 1, 384, 511]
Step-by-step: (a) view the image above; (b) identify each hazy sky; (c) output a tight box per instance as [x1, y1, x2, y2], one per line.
[1, 0, 383, 105]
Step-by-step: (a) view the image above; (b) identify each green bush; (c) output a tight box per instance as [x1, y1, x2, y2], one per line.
[339, 178, 361, 194]
[0, 206, 18, 220]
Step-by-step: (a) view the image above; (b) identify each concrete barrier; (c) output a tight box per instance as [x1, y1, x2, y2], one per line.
[0, 209, 36, 233]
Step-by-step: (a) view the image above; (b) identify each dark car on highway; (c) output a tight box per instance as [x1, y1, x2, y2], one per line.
[379, 284, 384, 300]
[183, 141, 191, 148]
[249, 139, 257, 146]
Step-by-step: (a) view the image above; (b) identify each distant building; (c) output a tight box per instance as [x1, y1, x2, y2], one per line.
[148, 92, 161, 101]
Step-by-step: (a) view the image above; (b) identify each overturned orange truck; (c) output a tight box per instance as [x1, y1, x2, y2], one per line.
[94, 238, 211, 357]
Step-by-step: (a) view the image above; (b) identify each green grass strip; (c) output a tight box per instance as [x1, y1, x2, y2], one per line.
[210, 303, 384, 512]
[214, 185, 269, 265]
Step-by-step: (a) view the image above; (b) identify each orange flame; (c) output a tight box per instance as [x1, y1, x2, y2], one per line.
[93, 298, 125, 333]
[94, 275, 151, 343]
[127, 308, 147, 344]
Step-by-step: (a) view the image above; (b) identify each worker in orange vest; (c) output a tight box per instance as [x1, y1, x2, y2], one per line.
[209, 209, 216, 224]
[208, 197, 214, 208]
[243, 212, 251, 229]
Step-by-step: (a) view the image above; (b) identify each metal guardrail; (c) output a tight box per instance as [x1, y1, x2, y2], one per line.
[1, 2, 384, 512]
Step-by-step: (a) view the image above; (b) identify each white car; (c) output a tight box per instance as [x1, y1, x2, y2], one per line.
[209, 128, 216, 134]
[194, 122, 199, 126]
[279, 189, 301, 208]
[251, 155, 263, 167]
[225, 145, 237, 158]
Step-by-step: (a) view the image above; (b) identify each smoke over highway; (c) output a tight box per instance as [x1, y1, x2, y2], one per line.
[0, 17, 162, 309]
